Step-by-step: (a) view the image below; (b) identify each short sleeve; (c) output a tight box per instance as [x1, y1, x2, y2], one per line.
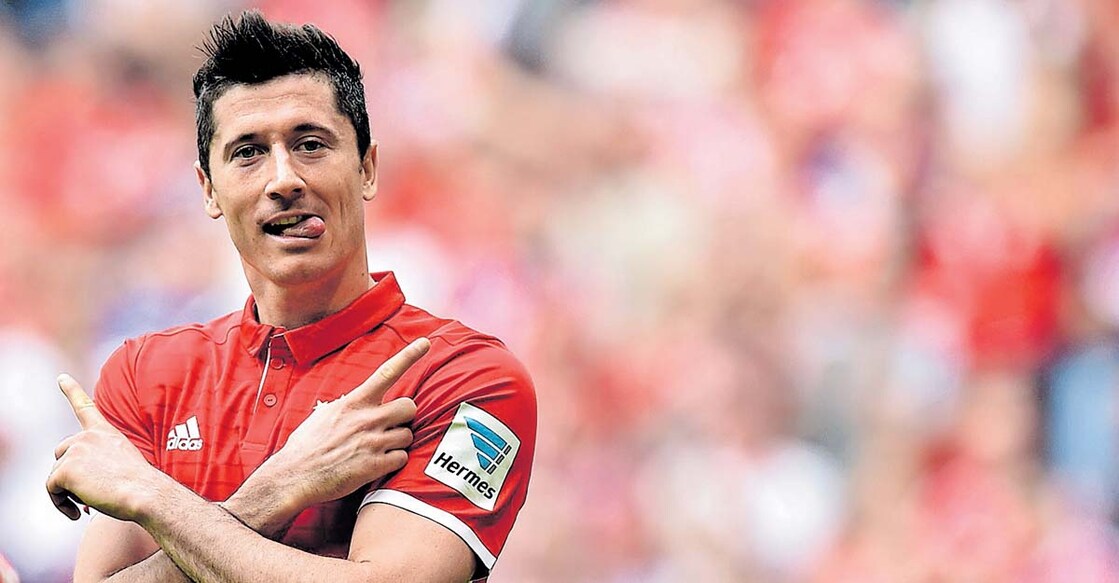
[360, 340, 536, 579]
[93, 338, 156, 464]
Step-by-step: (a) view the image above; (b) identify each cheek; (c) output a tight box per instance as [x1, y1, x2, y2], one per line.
[329, 178, 368, 224]
[213, 199, 256, 244]
[342, 196, 369, 238]
[210, 184, 255, 228]
[228, 215, 253, 237]
[223, 217, 254, 255]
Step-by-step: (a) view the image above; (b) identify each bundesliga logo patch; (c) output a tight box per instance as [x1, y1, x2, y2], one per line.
[425, 402, 520, 511]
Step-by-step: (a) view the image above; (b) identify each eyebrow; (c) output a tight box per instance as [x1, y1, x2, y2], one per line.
[293, 123, 337, 138]
[220, 123, 341, 160]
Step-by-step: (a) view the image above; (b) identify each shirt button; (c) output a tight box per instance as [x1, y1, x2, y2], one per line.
[271, 358, 286, 370]
[263, 394, 278, 407]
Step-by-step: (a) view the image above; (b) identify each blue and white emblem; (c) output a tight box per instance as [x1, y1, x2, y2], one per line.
[426, 402, 520, 510]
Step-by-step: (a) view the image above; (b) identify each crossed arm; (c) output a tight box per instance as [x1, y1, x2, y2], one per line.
[48, 338, 475, 583]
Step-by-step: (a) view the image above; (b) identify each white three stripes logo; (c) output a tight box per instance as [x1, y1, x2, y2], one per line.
[166, 416, 204, 451]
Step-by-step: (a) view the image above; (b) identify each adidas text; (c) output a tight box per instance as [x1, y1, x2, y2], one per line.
[166, 416, 203, 451]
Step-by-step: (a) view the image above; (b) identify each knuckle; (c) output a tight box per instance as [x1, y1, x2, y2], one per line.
[377, 364, 398, 381]
[366, 406, 389, 426]
[389, 397, 416, 419]
[389, 449, 408, 469]
[45, 469, 63, 491]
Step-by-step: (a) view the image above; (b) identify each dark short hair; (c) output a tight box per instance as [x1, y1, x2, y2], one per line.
[193, 11, 371, 177]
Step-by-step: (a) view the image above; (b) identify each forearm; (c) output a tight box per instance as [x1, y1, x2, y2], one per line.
[98, 476, 301, 583]
[140, 481, 373, 583]
[64, 341, 432, 583]
[92, 550, 185, 583]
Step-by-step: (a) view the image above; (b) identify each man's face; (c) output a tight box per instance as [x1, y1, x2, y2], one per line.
[196, 74, 376, 288]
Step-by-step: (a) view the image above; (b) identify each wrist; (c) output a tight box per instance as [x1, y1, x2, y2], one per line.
[223, 470, 304, 538]
[131, 472, 199, 530]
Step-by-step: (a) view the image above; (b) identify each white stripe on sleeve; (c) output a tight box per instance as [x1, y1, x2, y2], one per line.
[360, 489, 497, 569]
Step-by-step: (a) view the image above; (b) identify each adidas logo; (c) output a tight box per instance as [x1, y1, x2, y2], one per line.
[467, 417, 512, 474]
[166, 416, 203, 451]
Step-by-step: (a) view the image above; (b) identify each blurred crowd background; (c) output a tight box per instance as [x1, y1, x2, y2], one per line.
[1, 0, 1118, 581]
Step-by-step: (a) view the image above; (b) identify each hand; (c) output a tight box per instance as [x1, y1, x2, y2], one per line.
[46, 375, 169, 523]
[246, 337, 430, 511]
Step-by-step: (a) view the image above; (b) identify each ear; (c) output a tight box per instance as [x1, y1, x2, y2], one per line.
[360, 141, 378, 202]
[196, 161, 223, 219]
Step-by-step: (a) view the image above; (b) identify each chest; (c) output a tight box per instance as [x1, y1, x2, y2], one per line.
[141, 336, 398, 501]
[138, 338, 398, 555]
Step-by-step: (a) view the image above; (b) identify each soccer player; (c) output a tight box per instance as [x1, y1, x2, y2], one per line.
[45, 11, 535, 583]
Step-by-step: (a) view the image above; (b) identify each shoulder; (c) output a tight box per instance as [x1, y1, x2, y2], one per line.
[386, 304, 532, 384]
[381, 303, 494, 346]
[132, 310, 243, 351]
[95, 310, 247, 428]
[103, 310, 243, 374]
[382, 304, 535, 416]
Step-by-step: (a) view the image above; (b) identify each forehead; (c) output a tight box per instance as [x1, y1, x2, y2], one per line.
[210, 74, 352, 144]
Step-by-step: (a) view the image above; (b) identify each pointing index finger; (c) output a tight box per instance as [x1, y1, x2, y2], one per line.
[58, 374, 106, 429]
[350, 337, 431, 404]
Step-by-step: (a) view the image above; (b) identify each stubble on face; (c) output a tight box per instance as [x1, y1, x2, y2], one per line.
[198, 74, 376, 293]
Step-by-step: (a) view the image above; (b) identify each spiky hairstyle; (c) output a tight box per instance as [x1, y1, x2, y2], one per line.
[192, 11, 371, 177]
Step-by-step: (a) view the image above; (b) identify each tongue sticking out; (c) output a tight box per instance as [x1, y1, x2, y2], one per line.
[280, 216, 325, 238]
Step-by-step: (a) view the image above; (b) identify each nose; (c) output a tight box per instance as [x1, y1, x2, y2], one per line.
[265, 147, 306, 203]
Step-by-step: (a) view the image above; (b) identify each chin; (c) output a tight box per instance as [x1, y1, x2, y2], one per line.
[251, 254, 342, 287]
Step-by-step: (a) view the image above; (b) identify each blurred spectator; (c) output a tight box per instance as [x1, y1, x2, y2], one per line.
[0, 328, 86, 582]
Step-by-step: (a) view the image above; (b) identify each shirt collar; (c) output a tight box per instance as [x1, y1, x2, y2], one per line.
[239, 271, 405, 364]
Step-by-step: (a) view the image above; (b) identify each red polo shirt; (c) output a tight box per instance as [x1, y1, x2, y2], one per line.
[93, 272, 536, 579]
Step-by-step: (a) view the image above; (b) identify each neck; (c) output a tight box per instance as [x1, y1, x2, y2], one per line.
[247, 266, 374, 330]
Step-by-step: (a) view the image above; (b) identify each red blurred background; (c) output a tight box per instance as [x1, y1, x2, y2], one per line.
[1, 1, 1118, 581]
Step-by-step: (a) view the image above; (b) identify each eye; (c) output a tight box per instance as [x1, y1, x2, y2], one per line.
[297, 139, 326, 153]
[232, 145, 262, 160]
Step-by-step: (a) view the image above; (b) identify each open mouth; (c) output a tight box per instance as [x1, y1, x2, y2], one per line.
[262, 215, 326, 239]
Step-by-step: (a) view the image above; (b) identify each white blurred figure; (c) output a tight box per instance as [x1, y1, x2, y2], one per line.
[637, 340, 845, 581]
[549, 0, 744, 101]
[923, 0, 1035, 168]
[0, 328, 86, 582]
